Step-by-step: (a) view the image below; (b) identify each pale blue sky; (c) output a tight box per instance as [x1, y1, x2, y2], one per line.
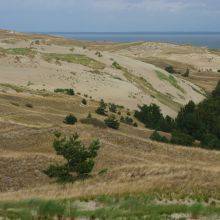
[0, 0, 220, 32]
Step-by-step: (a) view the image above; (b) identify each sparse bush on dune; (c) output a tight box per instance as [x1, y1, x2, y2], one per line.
[165, 65, 175, 74]
[104, 114, 120, 129]
[112, 61, 122, 70]
[96, 99, 107, 116]
[109, 103, 117, 113]
[64, 114, 77, 125]
[44, 132, 101, 182]
[95, 51, 102, 57]
[82, 98, 87, 105]
[120, 116, 133, 125]
[54, 88, 75, 96]
[133, 122, 138, 127]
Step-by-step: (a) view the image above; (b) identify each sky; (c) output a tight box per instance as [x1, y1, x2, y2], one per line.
[0, 0, 220, 32]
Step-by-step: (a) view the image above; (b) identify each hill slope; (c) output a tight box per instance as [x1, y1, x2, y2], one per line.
[0, 30, 206, 117]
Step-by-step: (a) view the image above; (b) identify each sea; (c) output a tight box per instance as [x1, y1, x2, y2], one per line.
[44, 32, 220, 49]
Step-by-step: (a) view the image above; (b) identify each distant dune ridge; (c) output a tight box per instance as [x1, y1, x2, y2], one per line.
[0, 29, 214, 117]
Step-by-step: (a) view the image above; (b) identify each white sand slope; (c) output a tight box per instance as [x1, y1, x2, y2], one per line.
[0, 37, 206, 117]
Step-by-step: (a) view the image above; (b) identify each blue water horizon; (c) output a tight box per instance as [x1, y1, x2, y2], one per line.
[39, 32, 220, 49]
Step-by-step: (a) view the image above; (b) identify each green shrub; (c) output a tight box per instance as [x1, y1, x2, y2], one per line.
[160, 116, 175, 132]
[82, 98, 87, 105]
[165, 65, 175, 74]
[217, 70, 220, 73]
[64, 114, 77, 125]
[120, 116, 134, 125]
[96, 99, 107, 115]
[112, 61, 122, 70]
[80, 117, 107, 129]
[44, 133, 101, 182]
[171, 131, 194, 146]
[150, 131, 169, 143]
[95, 51, 102, 57]
[201, 133, 220, 149]
[54, 88, 75, 96]
[134, 104, 164, 130]
[104, 115, 120, 129]
[133, 122, 138, 127]
[109, 103, 117, 113]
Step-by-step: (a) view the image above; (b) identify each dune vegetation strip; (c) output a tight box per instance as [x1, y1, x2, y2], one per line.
[0, 47, 37, 57]
[156, 70, 185, 94]
[42, 53, 106, 69]
[0, 194, 219, 219]
[112, 62, 182, 112]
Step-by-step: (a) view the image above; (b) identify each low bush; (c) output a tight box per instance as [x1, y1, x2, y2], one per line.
[120, 116, 134, 125]
[201, 133, 220, 149]
[96, 99, 107, 116]
[25, 103, 33, 108]
[112, 61, 122, 70]
[165, 65, 175, 74]
[109, 103, 117, 113]
[64, 114, 77, 125]
[104, 115, 120, 129]
[171, 131, 194, 146]
[95, 51, 102, 57]
[150, 131, 169, 143]
[133, 122, 138, 127]
[44, 132, 101, 182]
[54, 88, 75, 96]
[82, 99, 87, 105]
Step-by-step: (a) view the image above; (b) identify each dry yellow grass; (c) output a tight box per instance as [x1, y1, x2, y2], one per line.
[0, 91, 219, 202]
[0, 29, 220, 203]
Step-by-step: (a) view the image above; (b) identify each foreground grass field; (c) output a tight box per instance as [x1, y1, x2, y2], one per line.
[1, 194, 220, 219]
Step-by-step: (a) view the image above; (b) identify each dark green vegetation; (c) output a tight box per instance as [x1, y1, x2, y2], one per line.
[44, 133, 101, 182]
[136, 81, 220, 149]
[42, 53, 105, 69]
[63, 114, 77, 125]
[0, 194, 219, 219]
[134, 104, 175, 132]
[96, 99, 107, 116]
[81, 98, 87, 105]
[109, 103, 117, 113]
[104, 114, 120, 129]
[112, 61, 122, 69]
[170, 131, 194, 146]
[175, 81, 220, 149]
[54, 88, 75, 96]
[165, 65, 175, 74]
[150, 131, 169, 143]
